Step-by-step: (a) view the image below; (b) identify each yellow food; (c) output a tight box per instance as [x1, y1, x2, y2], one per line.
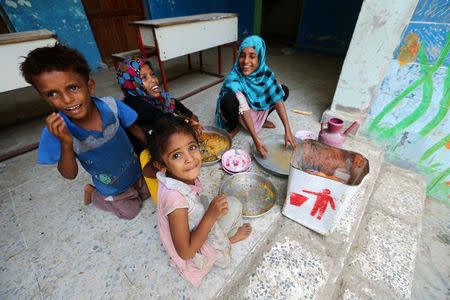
[199, 132, 231, 162]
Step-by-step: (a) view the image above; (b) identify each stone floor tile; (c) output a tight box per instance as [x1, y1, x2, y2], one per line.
[29, 220, 112, 286]
[83, 204, 143, 235]
[0, 249, 40, 300]
[349, 210, 419, 299]
[39, 253, 136, 300]
[243, 239, 329, 299]
[135, 199, 157, 221]
[0, 190, 14, 222]
[0, 190, 28, 261]
[340, 288, 374, 300]
[333, 187, 367, 241]
[0, 150, 54, 191]
[411, 198, 449, 300]
[11, 169, 74, 216]
[339, 272, 392, 299]
[0, 215, 27, 262]
[11, 174, 91, 247]
[371, 164, 425, 223]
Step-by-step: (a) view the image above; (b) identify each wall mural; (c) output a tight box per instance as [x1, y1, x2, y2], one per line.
[365, 25, 449, 204]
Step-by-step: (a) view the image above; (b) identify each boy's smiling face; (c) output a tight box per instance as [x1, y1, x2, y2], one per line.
[33, 68, 95, 121]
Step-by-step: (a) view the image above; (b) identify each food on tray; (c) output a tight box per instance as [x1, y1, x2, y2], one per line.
[265, 143, 292, 173]
[199, 132, 231, 162]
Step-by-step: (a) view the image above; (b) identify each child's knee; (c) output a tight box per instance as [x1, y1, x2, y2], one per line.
[113, 198, 143, 219]
[117, 209, 140, 220]
[116, 203, 142, 219]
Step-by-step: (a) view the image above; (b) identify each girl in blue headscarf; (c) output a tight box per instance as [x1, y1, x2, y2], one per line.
[215, 35, 296, 158]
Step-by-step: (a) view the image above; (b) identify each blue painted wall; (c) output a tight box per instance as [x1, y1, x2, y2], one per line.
[295, 0, 363, 55]
[144, 0, 254, 39]
[364, 0, 449, 203]
[0, 0, 103, 72]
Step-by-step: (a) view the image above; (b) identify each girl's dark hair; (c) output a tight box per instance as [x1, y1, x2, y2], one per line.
[20, 42, 91, 85]
[147, 115, 198, 164]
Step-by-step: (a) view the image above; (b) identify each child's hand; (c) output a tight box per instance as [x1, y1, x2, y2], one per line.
[191, 119, 205, 136]
[191, 114, 200, 123]
[46, 112, 73, 145]
[255, 136, 268, 159]
[142, 161, 157, 178]
[206, 195, 228, 220]
[285, 130, 296, 150]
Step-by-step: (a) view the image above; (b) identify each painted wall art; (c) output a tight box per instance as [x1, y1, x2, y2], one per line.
[364, 0, 449, 203]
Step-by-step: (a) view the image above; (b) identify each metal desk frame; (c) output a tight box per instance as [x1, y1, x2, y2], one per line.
[131, 13, 238, 101]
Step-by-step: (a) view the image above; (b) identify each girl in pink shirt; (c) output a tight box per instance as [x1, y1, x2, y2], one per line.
[147, 116, 252, 287]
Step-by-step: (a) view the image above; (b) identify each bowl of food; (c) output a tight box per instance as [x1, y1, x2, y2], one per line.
[219, 172, 276, 218]
[199, 126, 232, 166]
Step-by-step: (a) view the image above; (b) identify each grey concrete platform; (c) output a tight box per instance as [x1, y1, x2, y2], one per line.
[0, 45, 446, 299]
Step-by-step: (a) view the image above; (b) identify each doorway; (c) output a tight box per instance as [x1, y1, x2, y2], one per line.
[261, 0, 303, 45]
[81, 0, 146, 63]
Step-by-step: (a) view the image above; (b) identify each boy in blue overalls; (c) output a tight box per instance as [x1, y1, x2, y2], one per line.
[21, 43, 155, 219]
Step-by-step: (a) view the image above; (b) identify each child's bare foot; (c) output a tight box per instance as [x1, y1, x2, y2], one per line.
[230, 223, 252, 244]
[263, 120, 276, 128]
[84, 184, 95, 205]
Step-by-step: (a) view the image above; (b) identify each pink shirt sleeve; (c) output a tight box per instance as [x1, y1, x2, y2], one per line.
[236, 90, 250, 114]
[162, 190, 189, 216]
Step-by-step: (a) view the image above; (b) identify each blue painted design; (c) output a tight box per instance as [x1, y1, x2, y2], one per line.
[0, 0, 103, 71]
[411, 0, 450, 23]
[394, 23, 450, 66]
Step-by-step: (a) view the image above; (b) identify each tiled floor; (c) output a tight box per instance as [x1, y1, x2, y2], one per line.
[0, 45, 344, 299]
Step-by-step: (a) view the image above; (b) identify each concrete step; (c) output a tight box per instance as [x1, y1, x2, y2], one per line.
[216, 136, 385, 299]
[334, 163, 426, 299]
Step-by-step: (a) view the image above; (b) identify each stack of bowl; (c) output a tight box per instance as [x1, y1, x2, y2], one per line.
[221, 149, 252, 174]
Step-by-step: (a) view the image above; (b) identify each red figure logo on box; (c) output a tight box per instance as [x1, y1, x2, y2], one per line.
[302, 189, 335, 220]
[289, 189, 336, 220]
[289, 192, 308, 206]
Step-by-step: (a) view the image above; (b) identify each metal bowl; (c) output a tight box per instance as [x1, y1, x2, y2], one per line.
[251, 134, 293, 177]
[219, 172, 277, 218]
[200, 126, 232, 166]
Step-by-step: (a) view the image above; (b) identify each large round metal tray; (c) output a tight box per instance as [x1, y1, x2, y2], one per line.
[251, 134, 293, 177]
[200, 126, 232, 166]
[219, 172, 276, 218]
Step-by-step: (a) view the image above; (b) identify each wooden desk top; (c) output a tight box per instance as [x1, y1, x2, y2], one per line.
[131, 13, 237, 28]
[0, 29, 57, 46]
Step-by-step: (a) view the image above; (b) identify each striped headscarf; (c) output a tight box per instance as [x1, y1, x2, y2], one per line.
[215, 35, 283, 130]
[116, 58, 175, 113]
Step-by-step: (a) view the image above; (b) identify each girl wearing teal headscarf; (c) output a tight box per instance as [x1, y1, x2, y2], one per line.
[215, 35, 296, 158]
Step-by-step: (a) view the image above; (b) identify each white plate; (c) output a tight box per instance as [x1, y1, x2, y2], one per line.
[221, 149, 252, 173]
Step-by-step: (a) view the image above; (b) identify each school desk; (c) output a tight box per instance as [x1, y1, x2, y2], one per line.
[130, 13, 238, 100]
[0, 29, 57, 93]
